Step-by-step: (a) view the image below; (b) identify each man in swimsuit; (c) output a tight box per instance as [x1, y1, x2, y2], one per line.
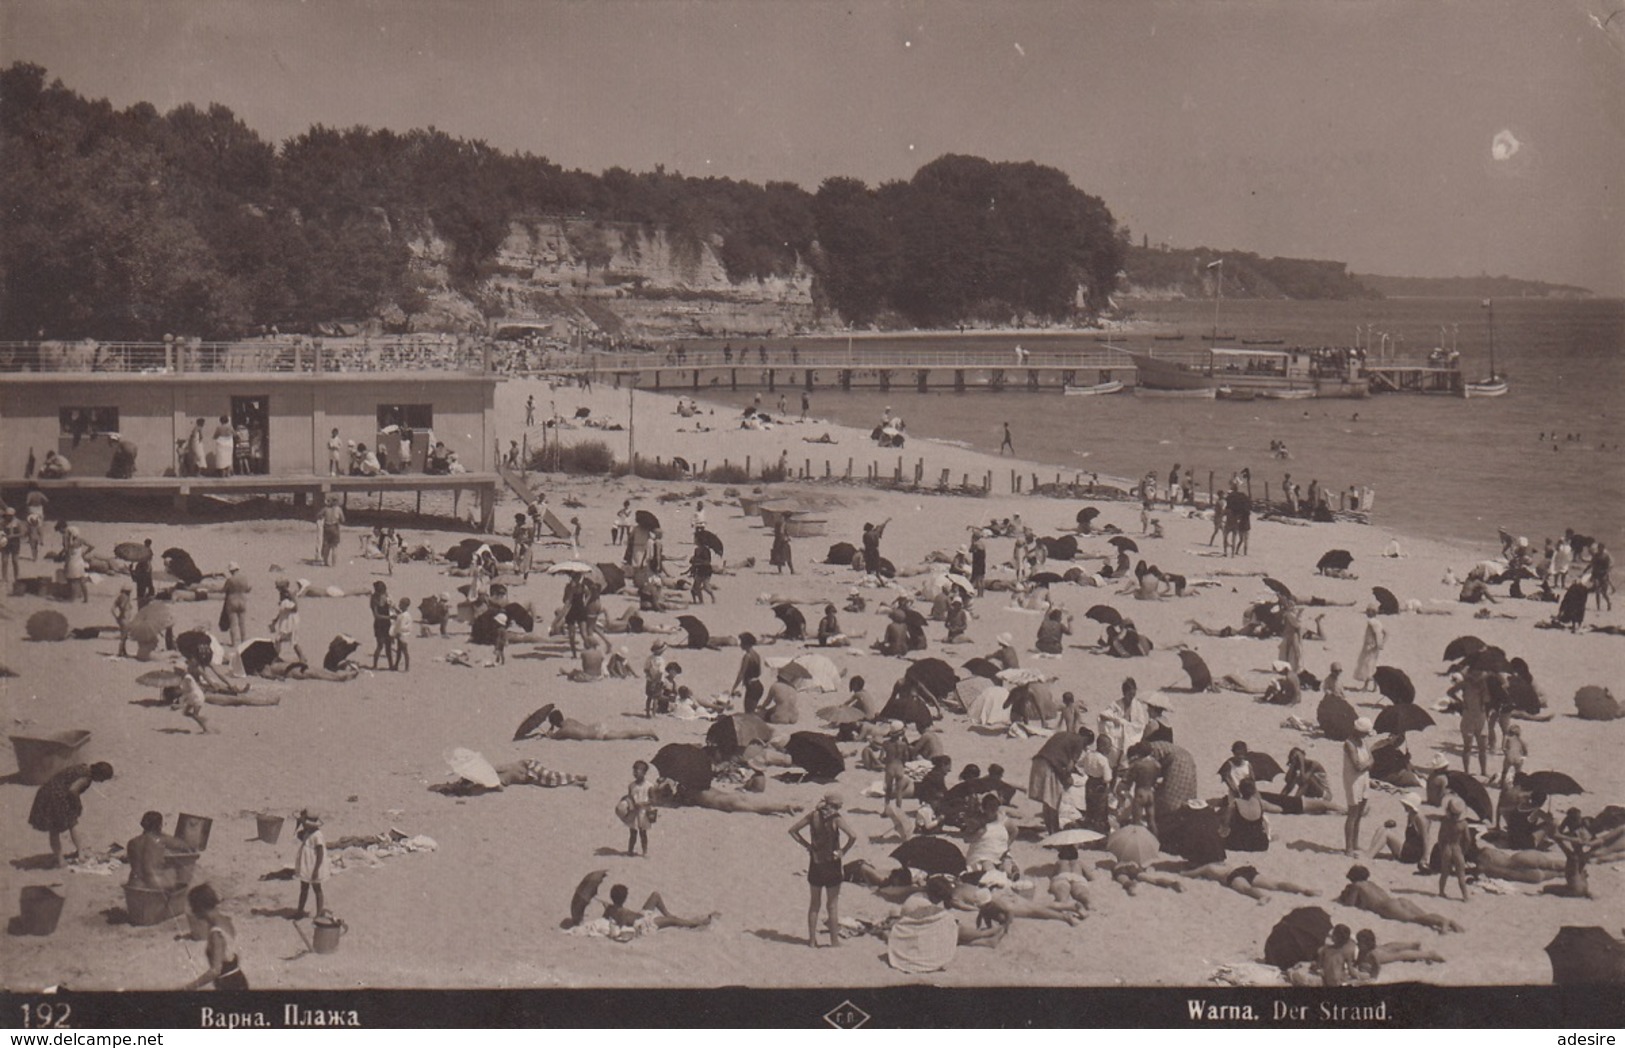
[542, 708, 658, 742]
[1337, 865, 1463, 933]
[602, 884, 716, 931]
[1180, 861, 1318, 904]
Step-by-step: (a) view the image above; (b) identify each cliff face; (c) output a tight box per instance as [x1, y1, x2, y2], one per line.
[407, 215, 819, 337]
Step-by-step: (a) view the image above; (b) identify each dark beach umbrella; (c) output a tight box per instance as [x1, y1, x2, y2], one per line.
[705, 713, 773, 755]
[962, 657, 1002, 681]
[890, 836, 966, 876]
[785, 732, 845, 780]
[1063, 567, 1088, 583]
[1262, 577, 1294, 602]
[114, 541, 152, 562]
[487, 543, 515, 563]
[1244, 751, 1284, 783]
[872, 556, 897, 579]
[135, 668, 187, 688]
[1375, 704, 1435, 736]
[1040, 535, 1078, 561]
[675, 615, 710, 649]
[25, 610, 69, 642]
[514, 704, 557, 741]
[902, 607, 928, 632]
[1176, 649, 1213, 692]
[1467, 647, 1511, 675]
[238, 639, 280, 677]
[825, 542, 858, 566]
[567, 869, 610, 929]
[773, 603, 807, 638]
[1076, 507, 1100, 530]
[1504, 676, 1541, 715]
[905, 657, 958, 701]
[502, 602, 536, 633]
[1546, 927, 1625, 986]
[1558, 583, 1589, 627]
[1159, 804, 1227, 866]
[162, 548, 204, 586]
[1029, 571, 1065, 587]
[880, 689, 935, 731]
[1574, 685, 1621, 721]
[469, 610, 501, 646]
[696, 529, 724, 556]
[1317, 695, 1359, 741]
[1523, 771, 1583, 796]
[652, 743, 714, 792]
[1436, 770, 1493, 822]
[1443, 635, 1486, 662]
[1316, 549, 1353, 573]
[128, 603, 175, 648]
[1593, 806, 1625, 834]
[1265, 907, 1333, 970]
[636, 510, 662, 533]
[1085, 604, 1123, 626]
[175, 629, 216, 664]
[1108, 536, 1138, 553]
[323, 635, 360, 674]
[1371, 586, 1399, 615]
[1372, 666, 1416, 705]
[594, 563, 627, 594]
[443, 543, 476, 570]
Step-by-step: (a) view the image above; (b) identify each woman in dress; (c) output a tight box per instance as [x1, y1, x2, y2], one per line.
[1353, 605, 1385, 691]
[182, 884, 248, 990]
[28, 762, 114, 866]
[788, 792, 855, 948]
[60, 522, 92, 603]
[1342, 717, 1375, 857]
[1277, 597, 1303, 673]
[211, 415, 235, 477]
[770, 517, 795, 575]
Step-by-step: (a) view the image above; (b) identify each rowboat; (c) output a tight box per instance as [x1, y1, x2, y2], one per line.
[1215, 387, 1256, 402]
[1133, 386, 1216, 400]
[1257, 387, 1315, 401]
[1464, 378, 1509, 398]
[1062, 381, 1125, 397]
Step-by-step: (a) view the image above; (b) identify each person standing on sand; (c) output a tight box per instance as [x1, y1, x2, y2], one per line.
[369, 581, 394, 670]
[1588, 543, 1613, 611]
[221, 562, 251, 651]
[623, 760, 655, 857]
[999, 422, 1015, 456]
[525, 395, 535, 428]
[182, 884, 248, 990]
[1342, 717, 1375, 857]
[293, 810, 328, 918]
[319, 497, 345, 568]
[789, 792, 856, 948]
[1353, 605, 1385, 691]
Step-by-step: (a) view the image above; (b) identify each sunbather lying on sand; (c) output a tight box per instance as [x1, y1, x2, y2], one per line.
[538, 708, 658, 742]
[655, 781, 801, 816]
[1337, 865, 1463, 933]
[1181, 862, 1319, 904]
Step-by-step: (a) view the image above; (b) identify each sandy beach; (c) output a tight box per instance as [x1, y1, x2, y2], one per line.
[2, 375, 1618, 992]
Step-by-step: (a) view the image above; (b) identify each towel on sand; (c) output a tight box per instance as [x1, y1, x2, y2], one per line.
[886, 901, 959, 974]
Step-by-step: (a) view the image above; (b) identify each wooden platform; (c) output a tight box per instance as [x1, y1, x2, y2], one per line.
[0, 472, 500, 528]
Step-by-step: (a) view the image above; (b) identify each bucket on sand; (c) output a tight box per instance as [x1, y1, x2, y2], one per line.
[255, 814, 284, 844]
[123, 884, 188, 927]
[9, 731, 93, 785]
[312, 914, 347, 954]
[175, 813, 213, 852]
[17, 886, 66, 936]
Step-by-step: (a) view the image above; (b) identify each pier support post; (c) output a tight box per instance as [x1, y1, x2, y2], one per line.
[805, 370, 815, 392]
[692, 370, 699, 392]
[767, 370, 776, 392]
[840, 369, 852, 392]
[878, 370, 891, 393]
[954, 369, 965, 392]
[1027, 370, 1040, 391]
[990, 369, 1006, 392]
[916, 369, 929, 393]
[730, 368, 737, 392]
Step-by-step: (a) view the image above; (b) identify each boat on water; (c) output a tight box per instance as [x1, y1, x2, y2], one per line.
[1062, 380, 1125, 397]
[1464, 378, 1509, 398]
[1126, 347, 1368, 399]
[1257, 387, 1316, 401]
[1134, 385, 1216, 400]
[1215, 386, 1257, 402]
[1152, 334, 1186, 341]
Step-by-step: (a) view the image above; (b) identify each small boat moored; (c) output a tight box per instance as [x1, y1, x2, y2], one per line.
[1063, 380, 1125, 397]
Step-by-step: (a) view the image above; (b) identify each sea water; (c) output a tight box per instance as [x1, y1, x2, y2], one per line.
[693, 298, 1625, 554]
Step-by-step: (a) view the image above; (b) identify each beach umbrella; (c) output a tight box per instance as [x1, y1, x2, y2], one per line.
[1159, 804, 1227, 866]
[1442, 635, 1486, 662]
[1262, 577, 1295, 601]
[1371, 586, 1400, 615]
[25, 610, 70, 642]
[791, 654, 842, 693]
[113, 541, 152, 563]
[1467, 647, 1511, 675]
[890, 836, 965, 876]
[1242, 752, 1285, 782]
[1108, 536, 1138, 553]
[1040, 535, 1079, 561]
[675, 615, 710, 649]
[904, 657, 958, 701]
[695, 529, 724, 556]
[705, 713, 773, 756]
[1038, 828, 1105, 849]
[772, 603, 807, 638]
[162, 548, 204, 586]
[1575, 686, 1621, 721]
[1523, 771, 1583, 796]
[566, 870, 610, 929]
[238, 639, 280, 677]
[1316, 695, 1359, 741]
[469, 610, 509, 646]
[1436, 770, 1493, 822]
[175, 629, 219, 665]
[486, 543, 515, 563]
[1594, 807, 1625, 834]
[1265, 907, 1333, 970]
[652, 743, 714, 792]
[323, 635, 359, 673]
[1501, 676, 1541, 715]
[1085, 605, 1123, 626]
[1105, 824, 1160, 866]
[513, 704, 558, 741]
[1375, 704, 1435, 736]
[1176, 650, 1213, 692]
[593, 563, 627, 594]
[963, 657, 1002, 681]
[1546, 927, 1625, 986]
[826, 542, 858, 566]
[880, 689, 935, 730]
[128, 602, 176, 648]
[1076, 507, 1100, 530]
[769, 657, 812, 686]
[635, 510, 662, 533]
[547, 561, 594, 575]
[135, 668, 187, 688]
[1316, 549, 1354, 574]
[939, 573, 974, 597]
[1029, 571, 1065, 587]
[785, 732, 845, 780]
[1373, 666, 1416, 705]
[501, 602, 535, 633]
[445, 747, 501, 789]
[1558, 583, 1589, 627]
[964, 684, 1010, 727]
[817, 705, 867, 726]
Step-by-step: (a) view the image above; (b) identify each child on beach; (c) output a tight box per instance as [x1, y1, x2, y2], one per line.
[391, 597, 413, 672]
[1495, 723, 1527, 787]
[293, 810, 328, 918]
[112, 586, 134, 658]
[622, 760, 655, 857]
[492, 613, 509, 665]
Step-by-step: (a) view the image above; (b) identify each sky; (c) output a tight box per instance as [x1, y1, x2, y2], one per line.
[5, 0, 1624, 293]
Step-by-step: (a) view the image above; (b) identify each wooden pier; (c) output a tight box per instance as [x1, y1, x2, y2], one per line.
[1363, 365, 1465, 395]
